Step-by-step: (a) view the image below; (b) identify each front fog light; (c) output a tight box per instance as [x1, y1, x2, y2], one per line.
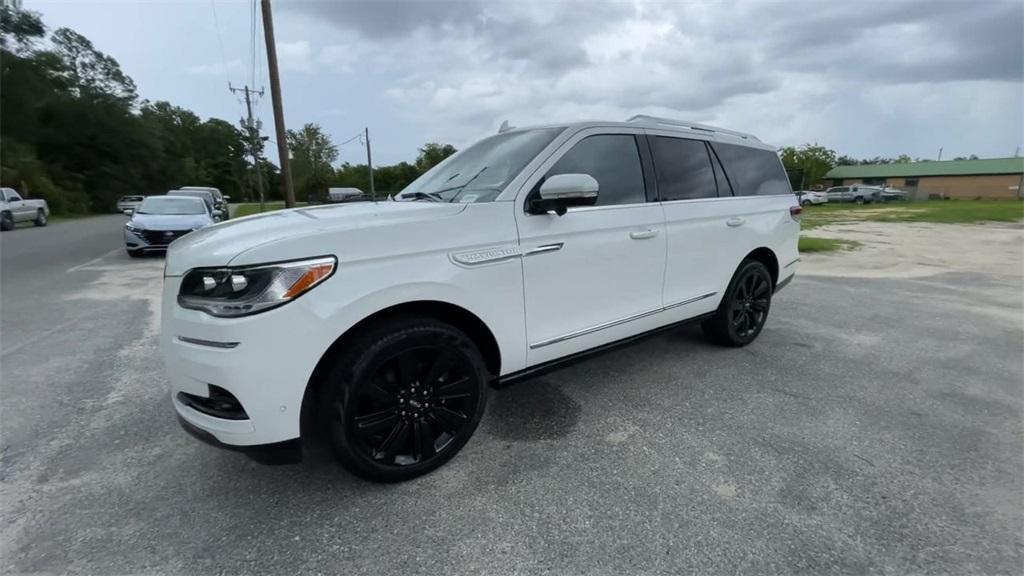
[178, 256, 336, 317]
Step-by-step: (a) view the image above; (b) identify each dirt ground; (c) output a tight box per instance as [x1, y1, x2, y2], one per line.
[801, 221, 1024, 279]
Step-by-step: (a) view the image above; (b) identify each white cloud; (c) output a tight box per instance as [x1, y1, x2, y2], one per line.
[186, 59, 244, 77]
[285, 0, 1023, 158]
[276, 40, 313, 73]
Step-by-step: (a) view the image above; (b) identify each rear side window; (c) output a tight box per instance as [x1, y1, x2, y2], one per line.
[711, 142, 791, 196]
[547, 135, 646, 206]
[650, 137, 716, 201]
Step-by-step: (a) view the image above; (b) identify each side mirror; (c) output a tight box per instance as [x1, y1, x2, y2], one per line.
[529, 173, 599, 216]
[123, 209, 134, 216]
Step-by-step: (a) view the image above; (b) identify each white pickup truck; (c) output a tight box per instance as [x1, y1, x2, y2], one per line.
[1, 187, 49, 231]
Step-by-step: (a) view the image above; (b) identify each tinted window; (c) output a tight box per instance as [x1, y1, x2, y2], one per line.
[650, 137, 716, 201]
[547, 135, 645, 206]
[711, 143, 791, 196]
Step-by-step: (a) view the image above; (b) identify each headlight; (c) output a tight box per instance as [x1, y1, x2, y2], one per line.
[178, 256, 336, 317]
[125, 222, 141, 232]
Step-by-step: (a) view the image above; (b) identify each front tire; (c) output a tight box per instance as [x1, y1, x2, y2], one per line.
[0, 212, 13, 231]
[854, 196, 866, 205]
[322, 317, 489, 482]
[33, 209, 47, 226]
[800, 199, 811, 207]
[702, 259, 773, 347]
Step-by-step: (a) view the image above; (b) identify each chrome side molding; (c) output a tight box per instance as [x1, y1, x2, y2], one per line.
[530, 291, 717, 349]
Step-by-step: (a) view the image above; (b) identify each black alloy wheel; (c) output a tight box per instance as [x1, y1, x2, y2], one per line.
[702, 259, 773, 347]
[325, 318, 487, 482]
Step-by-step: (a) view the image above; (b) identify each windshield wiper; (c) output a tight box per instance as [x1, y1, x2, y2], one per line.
[402, 191, 443, 202]
[429, 166, 489, 200]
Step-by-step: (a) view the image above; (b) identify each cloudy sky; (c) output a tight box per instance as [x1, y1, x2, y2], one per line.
[25, 0, 1024, 165]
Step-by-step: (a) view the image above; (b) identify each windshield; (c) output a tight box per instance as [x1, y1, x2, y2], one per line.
[398, 127, 564, 203]
[170, 191, 212, 205]
[137, 197, 207, 215]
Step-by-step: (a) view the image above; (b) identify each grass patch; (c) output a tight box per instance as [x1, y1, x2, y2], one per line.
[232, 202, 306, 218]
[801, 199, 1023, 230]
[799, 236, 861, 252]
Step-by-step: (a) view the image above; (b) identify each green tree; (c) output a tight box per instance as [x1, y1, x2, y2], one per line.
[779, 144, 837, 190]
[415, 142, 457, 172]
[50, 27, 136, 101]
[287, 123, 338, 201]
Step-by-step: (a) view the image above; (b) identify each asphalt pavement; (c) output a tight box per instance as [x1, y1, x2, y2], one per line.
[1, 216, 1021, 575]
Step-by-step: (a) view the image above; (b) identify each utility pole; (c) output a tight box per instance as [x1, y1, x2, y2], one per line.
[365, 127, 375, 200]
[230, 83, 266, 212]
[260, 0, 296, 208]
[938, 147, 943, 161]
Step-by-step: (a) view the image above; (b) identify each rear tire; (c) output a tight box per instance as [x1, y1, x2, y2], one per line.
[702, 259, 773, 347]
[0, 212, 13, 231]
[800, 199, 811, 207]
[854, 196, 865, 205]
[321, 316, 489, 482]
[33, 209, 47, 226]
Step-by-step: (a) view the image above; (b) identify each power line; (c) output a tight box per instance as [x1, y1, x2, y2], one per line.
[209, 0, 232, 88]
[338, 132, 363, 146]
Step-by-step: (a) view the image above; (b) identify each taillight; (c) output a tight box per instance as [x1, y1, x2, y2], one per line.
[790, 205, 803, 221]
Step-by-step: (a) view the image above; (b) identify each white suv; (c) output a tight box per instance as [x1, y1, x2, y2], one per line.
[161, 115, 800, 482]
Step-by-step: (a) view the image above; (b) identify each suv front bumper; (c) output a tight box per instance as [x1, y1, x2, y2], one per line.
[161, 276, 329, 448]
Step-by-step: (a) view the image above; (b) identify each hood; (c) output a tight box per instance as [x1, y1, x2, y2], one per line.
[165, 201, 467, 276]
[131, 212, 212, 231]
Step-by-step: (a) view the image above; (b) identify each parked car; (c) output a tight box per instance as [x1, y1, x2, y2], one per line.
[1, 187, 49, 231]
[167, 189, 224, 221]
[179, 186, 230, 219]
[879, 187, 908, 202]
[824, 185, 881, 204]
[161, 115, 800, 482]
[124, 196, 214, 257]
[326, 187, 367, 203]
[116, 195, 145, 213]
[795, 190, 828, 206]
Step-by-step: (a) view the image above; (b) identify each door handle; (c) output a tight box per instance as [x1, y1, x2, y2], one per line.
[629, 229, 659, 240]
[524, 243, 564, 256]
[726, 217, 746, 227]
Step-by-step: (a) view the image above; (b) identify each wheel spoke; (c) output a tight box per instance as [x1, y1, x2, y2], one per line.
[377, 421, 411, 463]
[752, 278, 770, 298]
[421, 350, 454, 387]
[395, 352, 419, 386]
[413, 420, 436, 461]
[435, 376, 471, 400]
[364, 377, 397, 404]
[353, 408, 399, 437]
[430, 406, 468, 432]
[750, 298, 769, 312]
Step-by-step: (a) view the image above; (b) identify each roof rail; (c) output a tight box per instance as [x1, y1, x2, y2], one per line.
[626, 114, 759, 141]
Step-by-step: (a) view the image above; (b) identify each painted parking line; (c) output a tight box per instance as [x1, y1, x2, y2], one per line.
[66, 248, 123, 273]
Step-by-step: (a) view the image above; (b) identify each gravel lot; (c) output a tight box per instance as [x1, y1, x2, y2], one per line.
[1, 216, 1021, 575]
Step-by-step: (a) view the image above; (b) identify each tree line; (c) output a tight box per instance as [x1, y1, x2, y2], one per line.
[0, 5, 456, 214]
[780, 144, 982, 190]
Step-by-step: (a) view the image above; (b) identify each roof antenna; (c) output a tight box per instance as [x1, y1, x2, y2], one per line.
[498, 120, 512, 133]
